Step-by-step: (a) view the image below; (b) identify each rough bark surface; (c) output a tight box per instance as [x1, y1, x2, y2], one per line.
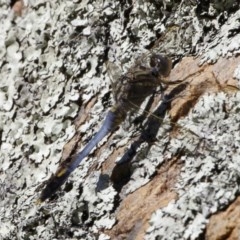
[1, 1, 240, 240]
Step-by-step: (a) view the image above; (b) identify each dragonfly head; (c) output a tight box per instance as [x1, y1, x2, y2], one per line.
[150, 54, 172, 77]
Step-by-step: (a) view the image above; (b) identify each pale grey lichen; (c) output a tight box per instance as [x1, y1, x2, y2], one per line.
[199, 9, 240, 64]
[1, 0, 240, 239]
[145, 91, 240, 239]
[234, 64, 240, 88]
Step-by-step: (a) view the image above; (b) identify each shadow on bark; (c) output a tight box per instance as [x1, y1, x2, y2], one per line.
[110, 83, 187, 192]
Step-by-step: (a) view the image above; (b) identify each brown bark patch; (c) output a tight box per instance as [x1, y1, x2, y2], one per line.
[168, 56, 239, 122]
[11, 0, 24, 16]
[105, 158, 182, 240]
[206, 197, 240, 240]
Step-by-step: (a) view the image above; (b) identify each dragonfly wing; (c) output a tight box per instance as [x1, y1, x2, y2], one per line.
[106, 60, 122, 87]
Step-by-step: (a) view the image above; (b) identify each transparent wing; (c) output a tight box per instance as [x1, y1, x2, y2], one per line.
[105, 60, 123, 90]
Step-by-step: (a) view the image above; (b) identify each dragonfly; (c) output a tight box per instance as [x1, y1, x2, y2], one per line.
[38, 53, 186, 202]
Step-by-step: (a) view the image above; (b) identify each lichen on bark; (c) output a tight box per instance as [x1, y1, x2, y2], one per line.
[1, 1, 240, 239]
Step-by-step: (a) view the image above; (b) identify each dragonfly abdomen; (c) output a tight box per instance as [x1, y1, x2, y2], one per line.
[39, 110, 124, 202]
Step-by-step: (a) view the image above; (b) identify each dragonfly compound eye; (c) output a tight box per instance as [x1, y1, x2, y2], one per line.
[150, 54, 172, 77]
